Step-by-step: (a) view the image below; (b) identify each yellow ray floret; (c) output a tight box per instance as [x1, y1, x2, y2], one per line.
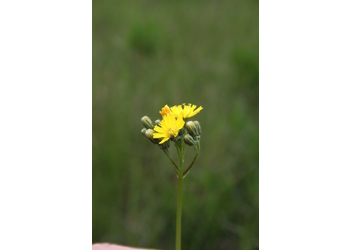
[153, 114, 185, 144]
[159, 104, 171, 117]
[171, 103, 203, 119]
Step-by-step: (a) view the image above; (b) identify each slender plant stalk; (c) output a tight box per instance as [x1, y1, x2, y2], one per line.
[141, 104, 203, 250]
[175, 139, 184, 250]
[183, 151, 198, 178]
[163, 150, 179, 175]
[183, 141, 200, 178]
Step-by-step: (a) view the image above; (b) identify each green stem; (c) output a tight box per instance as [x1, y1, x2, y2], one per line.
[176, 165, 183, 250]
[175, 141, 181, 159]
[175, 138, 184, 250]
[183, 141, 200, 178]
[163, 150, 179, 175]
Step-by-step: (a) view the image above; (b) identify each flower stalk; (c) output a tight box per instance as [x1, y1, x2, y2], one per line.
[140, 103, 203, 250]
[163, 149, 179, 175]
[175, 138, 184, 250]
[183, 141, 200, 178]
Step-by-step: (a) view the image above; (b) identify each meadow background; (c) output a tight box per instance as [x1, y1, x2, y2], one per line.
[92, 0, 258, 249]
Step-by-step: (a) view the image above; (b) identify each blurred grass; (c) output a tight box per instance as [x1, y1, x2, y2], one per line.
[93, 0, 258, 249]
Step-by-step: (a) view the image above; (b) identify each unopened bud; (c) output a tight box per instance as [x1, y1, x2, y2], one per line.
[141, 128, 147, 136]
[185, 121, 198, 137]
[154, 119, 161, 126]
[141, 116, 154, 129]
[144, 129, 156, 143]
[184, 134, 196, 147]
[193, 121, 201, 135]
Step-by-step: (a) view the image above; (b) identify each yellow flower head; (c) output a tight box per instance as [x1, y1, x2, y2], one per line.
[153, 113, 185, 144]
[159, 104, 171, 117]
[171, 103, 203, 119]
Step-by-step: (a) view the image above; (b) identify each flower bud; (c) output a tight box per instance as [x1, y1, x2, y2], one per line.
[145, 129, 155, 142]
[141, 129, 158, 144]
[193, 121, 201, 135]
[141, 128, 147, 137]
[141, 116, 154, 129]
[184, 134, 196, 147]
[154, 119, 161, 126]
[185, 121, 198, 137]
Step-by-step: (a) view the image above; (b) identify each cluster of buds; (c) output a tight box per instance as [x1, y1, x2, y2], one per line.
[141, 116, 170, 150]
[184, 121, 201, 147]
[140, 104, 203, 152]
[141, 116, 202, 151]
[184, 121, 202, 148]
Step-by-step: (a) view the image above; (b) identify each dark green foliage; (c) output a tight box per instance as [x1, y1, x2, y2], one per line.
[93, 0, 258, 249]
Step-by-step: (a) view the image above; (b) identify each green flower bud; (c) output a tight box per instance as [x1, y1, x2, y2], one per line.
[185, 121, 198, 137]
[141, 128, 147, 136]
[184, 134, 196, 147]
[145, 129, 158, 144]
[154, 119, 161, 126]
[141, 116, 154, 129]
[193, 121, 201, 135]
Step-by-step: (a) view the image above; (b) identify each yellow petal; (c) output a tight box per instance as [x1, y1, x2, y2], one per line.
[176, 117, 185, 130]
[159, 137, 170, 144]
[153, 132, 166, 139]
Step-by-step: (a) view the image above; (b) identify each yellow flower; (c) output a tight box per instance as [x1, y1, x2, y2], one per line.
[159, 104, 171, 117]
[171, 103, 203, 119]
[153, 114, 185, 144]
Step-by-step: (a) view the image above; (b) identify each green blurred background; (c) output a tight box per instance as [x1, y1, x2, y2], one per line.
[92, 0, 258, 249]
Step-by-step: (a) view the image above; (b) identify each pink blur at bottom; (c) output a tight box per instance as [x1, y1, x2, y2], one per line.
[92, 243, 154, 250]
